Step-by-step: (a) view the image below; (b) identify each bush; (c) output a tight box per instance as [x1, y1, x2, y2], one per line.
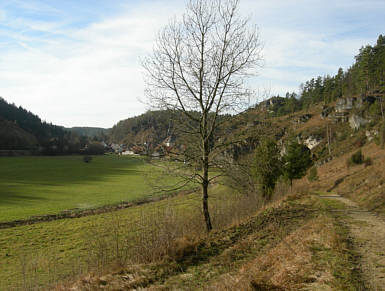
[351, 149, 363, 164]
[307, 166, 318, 182]
[346, 149, 364, 168]
[83, 156, 93, 163]
[369, 101, 382, 117]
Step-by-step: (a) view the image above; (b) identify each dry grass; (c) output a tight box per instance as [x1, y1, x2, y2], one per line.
[51, 185, 275, 290]
[294, 107, 326, 133]
[206, 216, 336, 290]
[59, 188, 314, 290]
[309, 142, 385, 216]
[55, 178, 369, 291]
[207, 204, 366, 291]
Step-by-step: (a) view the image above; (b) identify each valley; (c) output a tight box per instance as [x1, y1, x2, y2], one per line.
[0, 1, 384, 289]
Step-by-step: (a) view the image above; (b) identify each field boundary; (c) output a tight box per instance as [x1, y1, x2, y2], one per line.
[0, 187, 199, 229]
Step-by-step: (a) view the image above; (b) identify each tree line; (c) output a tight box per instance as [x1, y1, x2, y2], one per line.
[263, 34, 385, 116]
[0, 97, 105, 155]
[0, 97, 65, 141]
[109, 110, 173, 147]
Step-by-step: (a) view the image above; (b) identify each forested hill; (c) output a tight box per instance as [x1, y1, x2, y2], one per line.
[0, 117, 38, 150]
[256, 34, 385, 116]
[0, 97, 87, 154]
[0, 97, 66, 141]
[109, 110, 174, 146]
[66, 127, 110, 138]
[0, 97, 68, 151]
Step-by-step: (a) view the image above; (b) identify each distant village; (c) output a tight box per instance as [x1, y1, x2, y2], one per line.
[107, 136, 174, 159]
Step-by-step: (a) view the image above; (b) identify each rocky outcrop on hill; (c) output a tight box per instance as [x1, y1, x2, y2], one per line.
[320, 96, 376, 129]
[335, 97, 355, 112]
[303, 135, 322, 150]
[259, 96, 286, 109]
[320, 106, 333, 119]
[349, 114, 369, 130]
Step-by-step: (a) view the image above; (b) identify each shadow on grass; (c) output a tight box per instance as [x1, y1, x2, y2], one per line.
[0, 192, 46, 206]
[0, 156, 148, 207]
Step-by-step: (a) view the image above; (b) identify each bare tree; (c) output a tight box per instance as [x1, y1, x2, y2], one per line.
[143, 0, 262, 232]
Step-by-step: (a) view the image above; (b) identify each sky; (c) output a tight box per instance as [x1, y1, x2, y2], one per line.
[0, 0, 384, 128]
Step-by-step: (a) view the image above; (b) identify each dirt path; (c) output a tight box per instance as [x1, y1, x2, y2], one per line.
[320, 194, 385, 291]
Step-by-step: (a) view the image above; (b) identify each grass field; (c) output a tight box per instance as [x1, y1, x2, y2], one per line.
[0, 191, 194, 290]
[0, 155, 260, 290]
[0, 155, 183, 222]
[0, 184, 250, 290]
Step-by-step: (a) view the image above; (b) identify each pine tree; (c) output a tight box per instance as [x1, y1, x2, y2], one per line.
[283, 139, 313, 187]
[253, 138, 282, 199]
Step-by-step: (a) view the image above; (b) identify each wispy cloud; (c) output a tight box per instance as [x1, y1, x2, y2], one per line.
[0, 1, 184, 127]
[0, 0, 384, 127]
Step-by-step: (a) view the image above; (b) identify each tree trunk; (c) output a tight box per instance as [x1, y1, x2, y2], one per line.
[202, 137, 213, 232]
[202, 178, 212, 232]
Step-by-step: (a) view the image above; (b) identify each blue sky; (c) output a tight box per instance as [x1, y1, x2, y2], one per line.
[0, 0, 384, 127]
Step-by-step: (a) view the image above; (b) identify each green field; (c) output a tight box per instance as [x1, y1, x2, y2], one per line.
[0, 155, 244, 290]
[0, 190, 198, 290]
[0, 155, 181, 222]
[0, 184, 243, 290]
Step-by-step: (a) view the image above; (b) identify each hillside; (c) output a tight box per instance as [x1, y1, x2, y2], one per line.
[0, 97, 106, 155]
[0, 118, 38, 152]
[109, 35, 385, 157]
[108, 110, 196, 157]
[0, 97, 69, 153]
[66, 127, 110, 139]
[109, 110, 174, 146]
[0, 97, 67, 142]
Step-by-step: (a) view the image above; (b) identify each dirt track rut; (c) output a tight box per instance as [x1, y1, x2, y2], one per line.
[321, 194, 385, 291]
